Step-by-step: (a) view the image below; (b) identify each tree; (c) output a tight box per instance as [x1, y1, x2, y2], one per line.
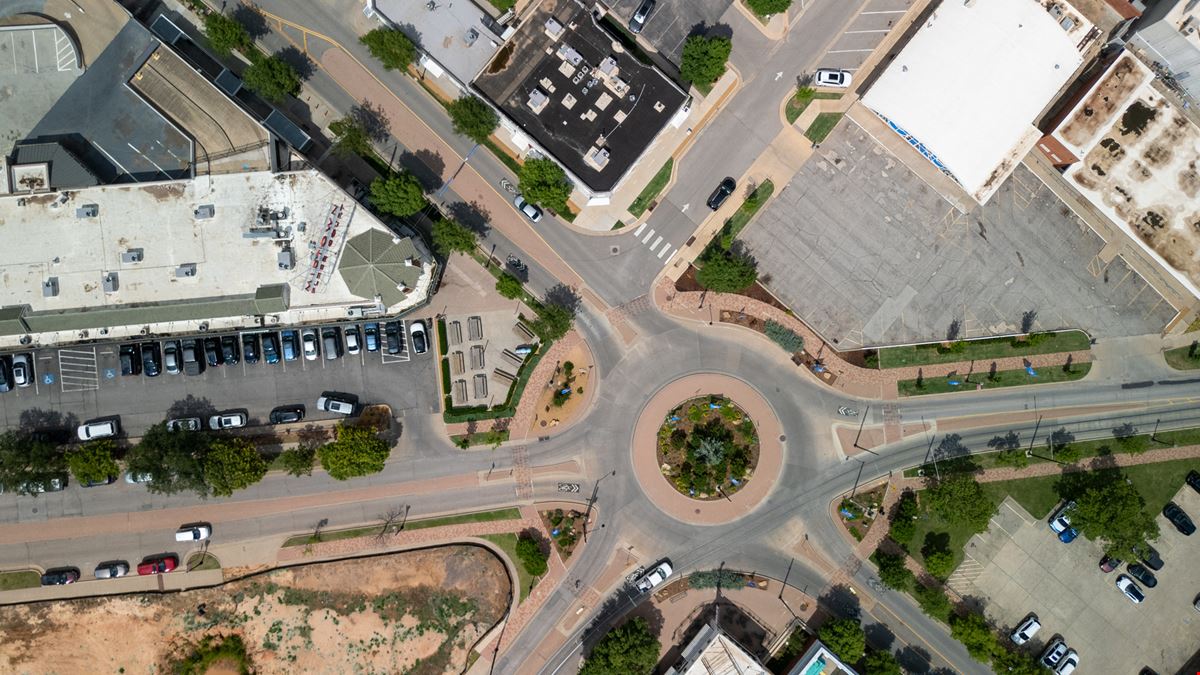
[529, 302, 575, 342]
[889, 491, 918, 547]
[203, 438, 268, 497]
[818, 617, 865, 663]
[67, 440, 119, 486]
[747, 0, 792, 14]
[579, 617, 660, 675]
[873, 548, 913, 591]
[863, 649, 902, 675]
[329, 115, 371, 157]
[680, 35, 732, 87]
[496, 273, 524, 300]
[924, 474, 995, 533]
[0, 431, 66, 493]
[125, 424, 211, 496]
[514, 533, 548, 576]
[696, 252, 757, 292]
[243, 55, 301, 103]
[278, 446, 316, 477]
[431, 217, 477, 255]
[203, 12, 251, 56]
[448, 95, 499, 143]
[1071, 477, 1159, 559]
[991, 649, 1046, 675]
[924, 549, 955, 581]
[518, 157, 573, 212]
[912, 582, 953, 622]
[359, 28, 417, 71]
[370, 173, 427, 218]
[318, 425, 390, 480]
[949, 612, 1000, 663]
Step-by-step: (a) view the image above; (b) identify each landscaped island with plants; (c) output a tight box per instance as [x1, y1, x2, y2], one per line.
[656, 396, 759, 499]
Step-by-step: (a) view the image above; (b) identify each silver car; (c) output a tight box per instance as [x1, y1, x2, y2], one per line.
[11, 353, 32, 388]
[94, 561, 129, 579]
[514, 195, 543, 222]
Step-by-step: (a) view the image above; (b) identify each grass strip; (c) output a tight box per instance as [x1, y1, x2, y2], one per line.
[879, 330, 1091, 368]
[804, 112, 843, 143]
[0, 570, 41, 591]
[282, 507, 522, 547]
[480, 532, 534, 602]
[450, 430, 511, 447]
[186, 552, 222, 571]
[785, 92, 841, 125]
[898, 363, 1089, 396]
[1164, 344, 1200, 371]
[628, 159, 674, 217]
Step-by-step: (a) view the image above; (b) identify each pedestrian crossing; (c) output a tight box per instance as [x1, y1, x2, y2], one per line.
[632, 221, 677, 265]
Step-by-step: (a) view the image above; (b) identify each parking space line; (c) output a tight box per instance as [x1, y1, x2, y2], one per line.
[827, 49, 876, 54]
[861, 9, 908, 13]
[844, 29, 891, 33]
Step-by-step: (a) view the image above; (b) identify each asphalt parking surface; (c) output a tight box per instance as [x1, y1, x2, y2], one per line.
[962, 493, 1200, 674]
[0, 319, 438, 439]
[818, 0, 914, 75]
[606, 0, 733, 66]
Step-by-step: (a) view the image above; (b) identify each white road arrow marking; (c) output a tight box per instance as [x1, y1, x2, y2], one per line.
[775, 71, 783, 81]
[681, 203, 690, 213]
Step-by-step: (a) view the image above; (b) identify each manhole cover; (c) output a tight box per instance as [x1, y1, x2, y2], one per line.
[610, 246, 620, 255]
[694, 509, 701, 514]
[779, 435, 786, 442]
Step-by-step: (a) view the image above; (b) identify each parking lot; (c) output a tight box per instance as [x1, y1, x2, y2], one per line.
[605, 0, 733, 66]
[959, 493, 1200, 674]
[0, 319, 438, 440]
[817, 0, 914, 76]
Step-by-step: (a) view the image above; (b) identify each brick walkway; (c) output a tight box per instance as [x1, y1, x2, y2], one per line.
[509, 330, 582, 441]
[654, 278, 1091, 399]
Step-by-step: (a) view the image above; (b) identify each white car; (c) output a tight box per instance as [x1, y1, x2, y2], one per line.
[1055, 649, 1079, 675]
[301, 328, 320, 360]
[11, 353, 32, 388]
[345, 327, 361, 355]
[514, 195, 543, 223]
[1009, 614, 1041, 645]
[125, 471, 153, 485]
[316, 395, 355, 416]
[409, 320, 427, 355]
[209, 411, 247, 430]
[175, 523, 212, 542]
[635, 561, 673, 593]
[1116, 574, 1145, 604]
[77, 419, 119, 441]
[166, 417, 202, 432]
[1040, 639, 1068, 669]
[814, 68, 852, 88]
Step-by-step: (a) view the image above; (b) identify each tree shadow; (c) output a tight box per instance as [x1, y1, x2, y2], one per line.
[398, 150, 445, 191]
[864, 622, 895, 652]
[956, 593, 988, 616]
[922, 531, 951, 557]
[987, 431, 1020, 450]
[296, 423, 334, 447]
[896, 645, 931, 673]
[276, 45, 315, 81]
[17, 408, 80, 440]
[1054, 466, 1125, 502]
[929, 433, 980, 475]
[231, 3, 268, 39]
[166, 395, 218, 421]
[817, 583, 861, 620]
[687, 21, 734, 40]
[445, 200, 492, 236]
[349, 101, 392, 142]
[544, 283, 581, 313]
[946, 319, 962, 342]
[1020, 309, 1038, 333]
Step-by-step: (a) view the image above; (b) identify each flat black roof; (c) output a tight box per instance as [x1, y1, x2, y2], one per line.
[473, 0, 686, 193]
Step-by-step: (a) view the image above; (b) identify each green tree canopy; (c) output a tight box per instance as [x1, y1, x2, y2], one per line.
[518, 157, 573, 212]
[924, 549, 955, 581]
[203, 438, 268, 497]
[278, 446, 316, 477]
[817, 617, 865, 663]
[370, 173, 427, 218]
[329, 115, 371, 157]
[991, 649, 1046, 675]
[0, 431, 65, 493]
[924, 474, 996, 533]
[949, 612, 1000, 664]
[530, 302, 575, 342]
[125, 423, 211, 496]
[680, 35, 733, 87]
[67, 440, 119, 486]
[448, 95, 499, 143]
[889, 491, 918, 546]
[1072, 476, 1159, 559]
[863, 649, 902, 675]
[359, 28, 417, 71]
[318, 425, 390, 480]
[912, 582, 953, 622]
[579, 617, 660, 675]
[747, 0, 793, 14]
[243, 54, 301, 103]
[203, 12, 251, 56]
[431, 217, 478, 255]
[514, 533, 548, 576]
[873, 548, 913, 591]
[696, 252, 758, 292]
[496, 273, 524, 300]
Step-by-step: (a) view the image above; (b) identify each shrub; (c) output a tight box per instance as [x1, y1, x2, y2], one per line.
[242, 55, 301, 103]
[203, 12, 251, 56]
[889, 492, 918, 547]
[514, 533, 548, 576]
[693, 437, 727, 466]
[359, 28, 417, 71]
[278, 446, 316, 477]
[764, 320, 803, 353]
[696, 251, 758, 292]
[496, 273, 524, 300]
[689, 569, 743, 589]
[912, 582, 953, 622]
[873, 548, 913, 591]
[746, 0, 793, 15]
[680, 35, 732, 87]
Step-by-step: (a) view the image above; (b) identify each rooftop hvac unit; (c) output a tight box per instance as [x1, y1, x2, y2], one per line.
[75, 204, 99, 218]
[42, 277, 59, 297]
[194, 204, 215, 219]
[277, 249, 294, 270]
[102, 272, 119, 294]
[121, 248, 144, 264]
[176, 263, 198, 278]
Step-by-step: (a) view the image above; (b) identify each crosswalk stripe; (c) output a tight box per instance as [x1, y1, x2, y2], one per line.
[634, 222, 647, 236]
[642, 228, 655, 244]
[648, 235, 663, 252]
[657, 244, 672, 259]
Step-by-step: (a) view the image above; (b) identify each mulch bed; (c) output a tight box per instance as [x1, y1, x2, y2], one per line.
[540, 508, 585, 560]
[656, 395, 760, 500]
[839, 484, 887, 542]
[674, 265, 790, 312]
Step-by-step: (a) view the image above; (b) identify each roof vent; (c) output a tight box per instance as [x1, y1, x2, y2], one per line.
[102, 272, 119, 294]
[75, 204, 98, 218]
[176, 263, 198, 278]
[42, 277, 59, 298]
[194, 204, 215, 219]
[121, 248, 144, 264]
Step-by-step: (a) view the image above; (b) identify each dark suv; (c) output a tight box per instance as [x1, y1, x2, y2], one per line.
[1187, 470, 1200, 495]
[220, 335, 240, 365]
[242, 334, 260, 364]
[269, 405, 305, 424]
[204, 337, 222, 367]
[706, 177, 736, 210]
[141, 342, 161, 377]
[40, 567, 80, 585]
[119, 344, 142, 376]
[1163, 501, 1195, 535]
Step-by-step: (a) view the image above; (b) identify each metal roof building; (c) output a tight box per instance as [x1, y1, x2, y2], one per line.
[338, 230, 425, 308]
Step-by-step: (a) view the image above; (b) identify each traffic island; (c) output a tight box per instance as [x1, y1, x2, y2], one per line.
[632, 375, 783, 525]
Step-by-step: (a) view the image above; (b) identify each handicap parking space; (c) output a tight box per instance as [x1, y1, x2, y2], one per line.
[817, 0, 914, 73]
[0, 318, 436, 437]
[959, 491, 1200, 674]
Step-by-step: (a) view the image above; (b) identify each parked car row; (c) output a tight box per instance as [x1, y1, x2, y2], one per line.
[1010, 614, 1078, 674]
[0, 353, 34, 392]
[39, 524, 211, 586]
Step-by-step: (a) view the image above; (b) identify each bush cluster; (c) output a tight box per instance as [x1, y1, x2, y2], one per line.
[764, 320, 803, 353]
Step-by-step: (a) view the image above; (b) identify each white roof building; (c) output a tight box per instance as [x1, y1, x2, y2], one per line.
[861, 0, 1093, 203]
[664, 623, 769, 675]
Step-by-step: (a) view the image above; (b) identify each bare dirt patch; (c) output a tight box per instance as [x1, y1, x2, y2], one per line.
[0, 546, 508, 675]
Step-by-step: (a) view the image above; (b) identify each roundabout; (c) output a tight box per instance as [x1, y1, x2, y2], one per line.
[632, 374, 784, 526]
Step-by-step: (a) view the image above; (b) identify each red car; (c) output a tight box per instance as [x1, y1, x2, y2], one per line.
[137, 554, 179, 575]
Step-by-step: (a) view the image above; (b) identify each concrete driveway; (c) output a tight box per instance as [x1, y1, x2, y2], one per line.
[959, 494, 1200, 674]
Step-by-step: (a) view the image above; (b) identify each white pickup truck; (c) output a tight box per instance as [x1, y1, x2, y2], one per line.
[635, 561, 673, 593]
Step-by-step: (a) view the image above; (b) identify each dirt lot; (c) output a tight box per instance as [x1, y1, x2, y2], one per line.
[0, 546, 508, 674]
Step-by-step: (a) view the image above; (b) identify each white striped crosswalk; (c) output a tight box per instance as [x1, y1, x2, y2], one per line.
[59, 348, 99, 392]
[631, 222, 677, 266]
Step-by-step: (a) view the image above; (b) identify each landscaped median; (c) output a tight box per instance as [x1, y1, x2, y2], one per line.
[628, 158, 674, 218]
[1164, 342, 1200, 370]
[282, 507, 523, 548]
[873, 330, 1091, 368]
[897, 361, 1090, 396]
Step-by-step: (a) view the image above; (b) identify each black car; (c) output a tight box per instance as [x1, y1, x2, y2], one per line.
[1187, 470, 1200, 496]
[269, 405, 305, 424]
[119, 344, 142, 376]
[384, 321, 402, 355]
[1127, 562, 1158, 588]
[242, 334, 260, 364]
[40, 567, 80, 586]
[1134, 543, 1164, 571]
[706, 177, 736, 210]
[262, 332, 280, 364]
[204, 337, 222, 367]
[0, 356, 11, 393]
[220, 335, 240, 365]
[1163, 501, 1196, 535]
[141, 342, 161, 377]
[629, 0, 656, 34]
